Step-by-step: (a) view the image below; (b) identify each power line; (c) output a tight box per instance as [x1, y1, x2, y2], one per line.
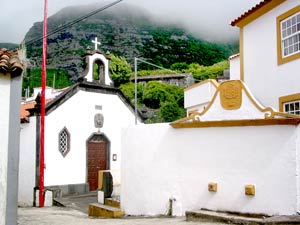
[135, 58, 179, 74]
[24, 0, 123, 47]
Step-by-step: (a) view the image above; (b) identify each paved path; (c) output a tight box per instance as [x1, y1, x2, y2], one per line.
[18, 207, 225, 225]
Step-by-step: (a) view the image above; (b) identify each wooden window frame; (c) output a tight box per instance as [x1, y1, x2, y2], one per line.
[279, 93, 300, 112]
[277, 6, 300, 65]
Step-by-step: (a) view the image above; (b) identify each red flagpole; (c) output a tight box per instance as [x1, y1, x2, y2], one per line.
[40, 0, 48, 207]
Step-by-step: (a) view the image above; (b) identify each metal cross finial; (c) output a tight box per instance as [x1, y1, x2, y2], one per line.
[92, 37, 101, 50]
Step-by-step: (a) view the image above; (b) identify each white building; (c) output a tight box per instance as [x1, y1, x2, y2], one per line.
[184, 79, 219, 114]
[230, 0, 300, 113]
[19, 49, 144, 206]
[0, 49, 23, 225]
[186, 0, 300, 116]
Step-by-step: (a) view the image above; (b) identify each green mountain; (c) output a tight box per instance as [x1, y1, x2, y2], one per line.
[0, 43, 19, 50]
[24, 3, 238, 81]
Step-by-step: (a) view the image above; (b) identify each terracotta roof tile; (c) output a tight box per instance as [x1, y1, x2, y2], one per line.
[229, 53, 240, 60]
[20, 99, 52, 122]
[230, 0, 272, 26]
[21, 101, 36, 120]
[0, 48, 23, 76]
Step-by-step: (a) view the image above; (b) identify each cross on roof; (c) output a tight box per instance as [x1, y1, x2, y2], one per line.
[92, 37, 101, 50]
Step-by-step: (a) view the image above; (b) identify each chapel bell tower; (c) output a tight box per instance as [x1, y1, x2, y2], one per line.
[78, 37, 113, 86]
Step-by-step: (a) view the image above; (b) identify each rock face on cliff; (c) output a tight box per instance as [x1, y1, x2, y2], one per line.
[24, 3, 237, 81]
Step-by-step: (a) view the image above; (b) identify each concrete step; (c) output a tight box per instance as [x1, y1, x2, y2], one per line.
[88, 203, 124, 218]
[104, 198, 120, 208]
[53, 192, 97, 214]
[186, 209, 300, 225]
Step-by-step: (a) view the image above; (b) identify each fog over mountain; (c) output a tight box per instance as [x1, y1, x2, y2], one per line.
[24, 2, 239, 81]
[1, 0, 260, 43]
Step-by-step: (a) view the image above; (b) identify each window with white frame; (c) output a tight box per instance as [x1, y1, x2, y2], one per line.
[281, 13, 300, 57]
[58, 127, 70, 157]
[283, 100, 300, 115]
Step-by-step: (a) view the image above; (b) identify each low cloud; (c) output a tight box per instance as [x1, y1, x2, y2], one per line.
[125, 0, 260, 42]
[1, 0, 260, 43]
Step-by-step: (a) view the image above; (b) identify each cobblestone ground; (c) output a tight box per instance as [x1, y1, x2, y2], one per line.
[18, 207, 226, 225]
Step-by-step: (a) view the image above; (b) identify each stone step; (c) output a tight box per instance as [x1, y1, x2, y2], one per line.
[104, 198, 120, 208]
[88, 203, 124, 218]
[186, 209, 300, 225]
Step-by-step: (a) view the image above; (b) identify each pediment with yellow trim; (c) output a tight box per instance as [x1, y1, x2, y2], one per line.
[171, 80, 300, 128]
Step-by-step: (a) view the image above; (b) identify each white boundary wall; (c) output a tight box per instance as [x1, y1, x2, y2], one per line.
[121, 123, 300, 216]
[0, 74, 11, 224]
[18, 118, 36, 206]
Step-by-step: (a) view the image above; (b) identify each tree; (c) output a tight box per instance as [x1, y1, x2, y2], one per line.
[170, 62, 189, 72]
[165, 84, 184, 107]
[22, 68, 72, 97]
[109, 54, 132, 87]
[186, 60, 229, 81]
[158, 102, 185, 122]
[142, 81, 171, 109]
[142, 81, 184, 109]
[119, 82, 144, 105]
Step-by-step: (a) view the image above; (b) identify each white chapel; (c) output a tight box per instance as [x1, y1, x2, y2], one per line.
[19, 39, 144, 206]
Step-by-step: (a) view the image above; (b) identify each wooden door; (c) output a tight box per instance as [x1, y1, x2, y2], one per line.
[87, 140, 107, 191]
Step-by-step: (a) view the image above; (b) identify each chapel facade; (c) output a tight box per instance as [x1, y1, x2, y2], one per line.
[19, 40, 144, 206]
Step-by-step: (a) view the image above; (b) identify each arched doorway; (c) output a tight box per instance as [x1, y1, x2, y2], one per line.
[86, 133, 110, 191]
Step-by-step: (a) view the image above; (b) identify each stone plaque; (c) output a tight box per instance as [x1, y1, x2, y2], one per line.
[95, 105, 102, 110]
[94, 113, 104, 128]
[220, 80, 242, 110]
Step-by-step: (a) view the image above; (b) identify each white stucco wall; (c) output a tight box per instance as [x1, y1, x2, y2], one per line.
[19, 118, 36, 206]
[0, 73, 11, 225]
[229, 55, 240, 80]
[296, 125, 300, 213]
[184, 81, 217, 113]
[121, 123, 298, 216]
[44, 90, 136, 186]
[242, 1, 300, 110]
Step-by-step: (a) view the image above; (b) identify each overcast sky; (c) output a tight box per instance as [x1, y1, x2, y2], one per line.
[1, 0, 261, 43]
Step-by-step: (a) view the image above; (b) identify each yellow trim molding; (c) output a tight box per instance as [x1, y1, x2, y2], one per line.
[185, 79, 219, 92]
[239, 28, 244, 81]
[171, 118, 300, 128]
[279, 93, 300, 112]
[170, 80, 300, 129]
[234, 0, 286, 28]
[277, 6, 300, 65]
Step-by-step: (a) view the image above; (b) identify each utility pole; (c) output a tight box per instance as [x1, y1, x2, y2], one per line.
[39, 0, 48, 208]
[134, 58, 137, 125]
[53, 73, 56, 89]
